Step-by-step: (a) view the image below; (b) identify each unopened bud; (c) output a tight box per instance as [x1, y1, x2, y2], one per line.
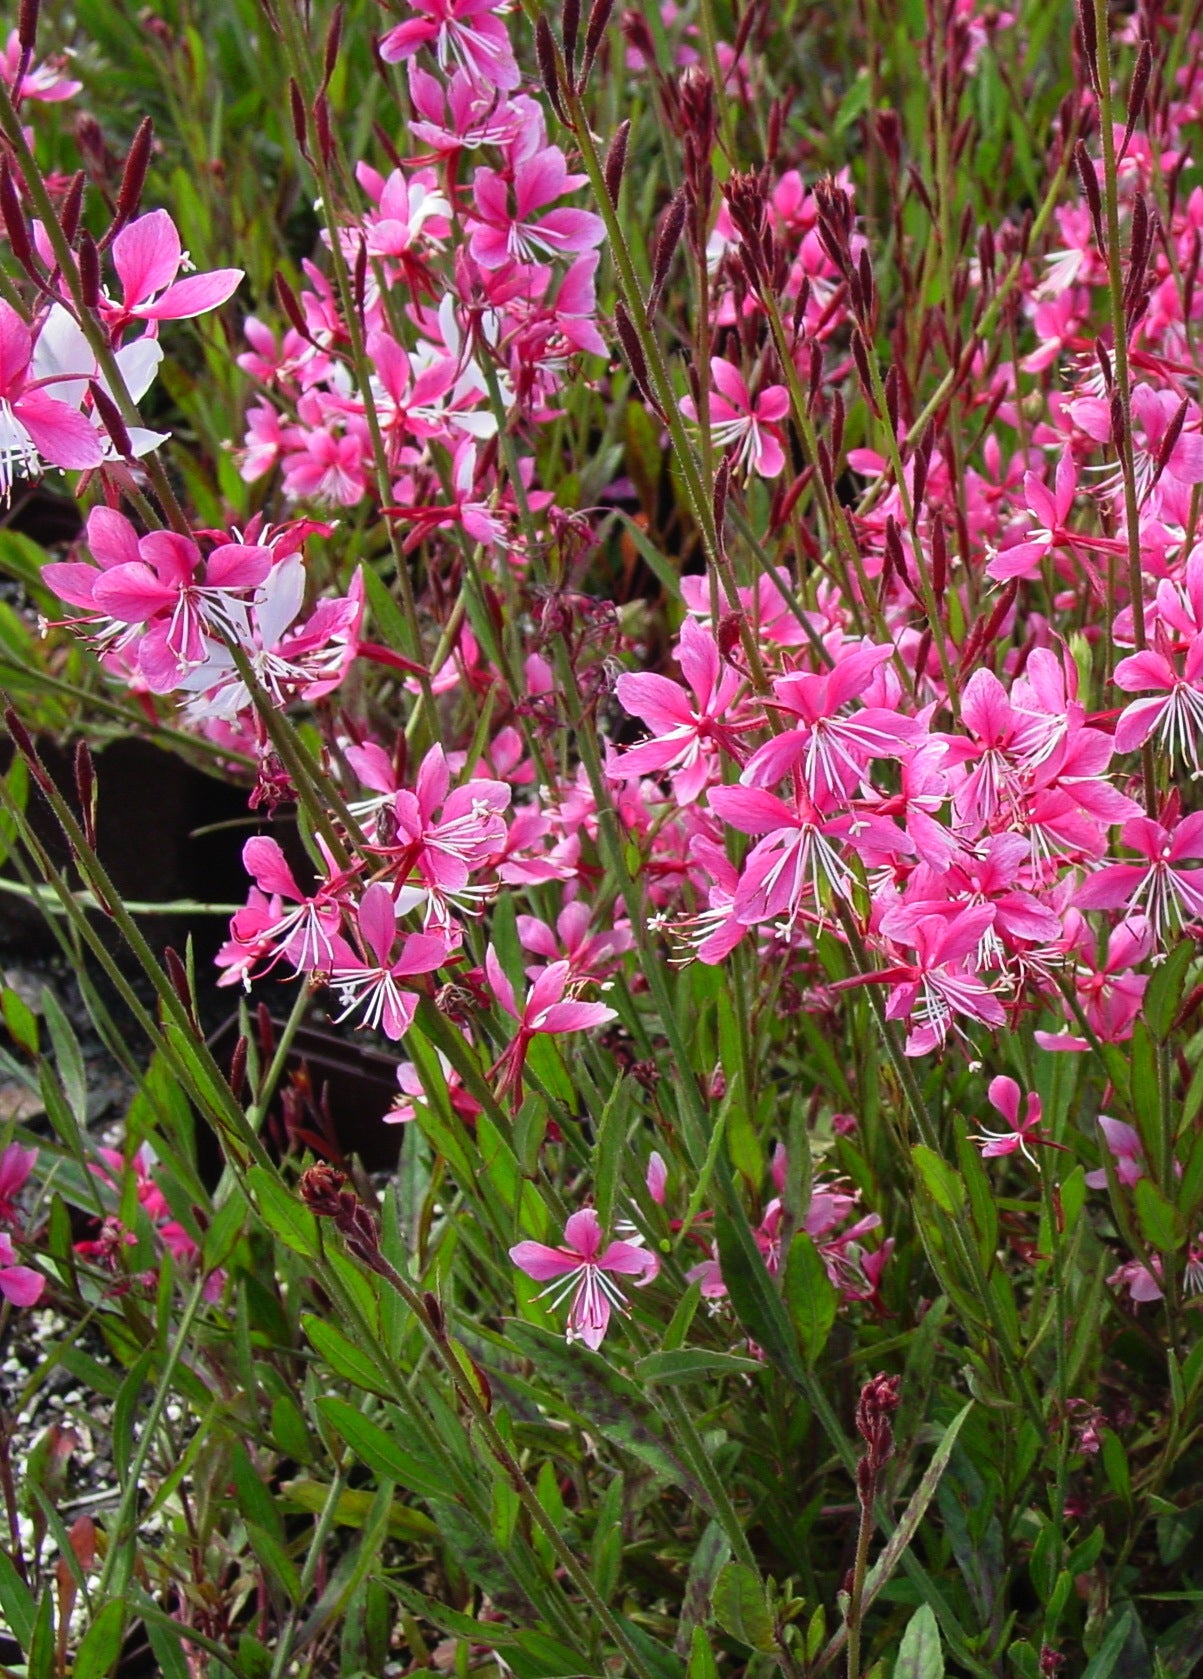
[583, 0, 616, 82]
[89, 382, 132, 459]
[114, 118, 153, 226]
[535, 15, 567, 123]
[17, 0, 38, 51]
[603, 120, 630, 208]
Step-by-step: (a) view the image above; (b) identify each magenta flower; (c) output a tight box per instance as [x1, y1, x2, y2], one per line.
[0, 302, 104, 495]
[103, 210, 243, 329]
[681, 359, 790, 478]
[707, 783, 853, 930]
[0, 1144, 37, 1227]
[468, 146, 605, 269]
[1076, 813, 1203, 938]
[1, 29, 82, 101]
[741, 643, 922, 798]
[485, 947, 617, 1101]
[871, 905, 1006, 1056]
[1113, 640, 1203, 770]
[0, 1234, 43, 1308]
[610, 617, 745, 803]
[371, 744, 510, 928]
[970, 1076, 1063, 1165]
[379, 0, 520, 91]
[329, 884, 450, 1040]
[510, 1208, 658, 1350]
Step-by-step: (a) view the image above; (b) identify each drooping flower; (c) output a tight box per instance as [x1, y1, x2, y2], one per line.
[510, 1208, 658, 1349]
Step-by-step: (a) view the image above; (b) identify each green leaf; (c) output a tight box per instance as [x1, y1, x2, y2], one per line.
[783, 1231, 838, 1367]
[316, 1398, 449, 1498]
[686, 1627, 718, 1679]
[592, 1072, 629, 1232]
[714, 1212, 804, 1384]
[1100, 1430, 1132, 1509]
[1145, 940, 1194, 1039]
[302, 1315, 393, 1396]
[247, 1521, 303, 1604]
[710, 1562, 776, 1653]
[895, 1605, 943, 1679]
[72, 1600, 127, 1679]
[1, 987, 38, 1056]
[500, 1322, 710, 1507]
[40, 987, 87, 1129]
[1081, 1611, 1135, 1679]
[27, 1588, 53, 1679]
[911, 1146, 964, 1216]
[634, 1349, 762, 1384]
[0, 1546, 36, 1651]
[1134, 1178, 1185, 1255]
[247, 1166, 319, 1259]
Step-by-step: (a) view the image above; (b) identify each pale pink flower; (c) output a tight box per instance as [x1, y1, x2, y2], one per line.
[379, 0, 521, 91]
[0, 1144, 37, 1227]
[1085, 1117, 1146, 1188]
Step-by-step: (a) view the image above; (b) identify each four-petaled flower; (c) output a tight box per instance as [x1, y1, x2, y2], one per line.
[510, 1209, 658, 1349]
[681, 359, 790, 478]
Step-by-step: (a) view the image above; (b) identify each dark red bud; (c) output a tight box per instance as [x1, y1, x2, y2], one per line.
[88, 382, 132, 459]
[17, 0, 38, 51]
[228, 1035, 248, 1100]
[535, 16, 567, 123]
[1121, 39, 1152, 160]
[322, 3, 344, 89]
[78, 231, 100, 309]
[648, 186, 687, 314]
[563, 0, 581, 86]
[73, 741, 96, 850]
[114, 118, 153, 224]
[58, 171, 85, 245]
[603, 120, 630, 208]
[583, 0, 615, 81]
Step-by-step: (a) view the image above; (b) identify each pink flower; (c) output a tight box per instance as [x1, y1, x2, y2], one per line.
[329, 884, 450, 1040]
[1108, 1255, 1163, 1303]
[1113, 639, 1203, 769]
[1085, 1116, 1146, 1188]
[468, 146, 605, 269]
[871, 905, 1006, 1057]
[510, 1208, 658, 1349]
[681, 358, 790, 478]
[970, 1076, 1063, 1165]
[647, 1152, 668, 1205]
[1076, 812, 1203, 938]
[610, 617, 745, 802]
[379, 0, 520, 91]
[0, 301, 104, 495]
[103, 210, 243, 329]
[1, 30, 81, 101]
[486, 947, 617, 1101]
[0, 1234, 43, 1307]
[0, 1144, 36, 1228]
